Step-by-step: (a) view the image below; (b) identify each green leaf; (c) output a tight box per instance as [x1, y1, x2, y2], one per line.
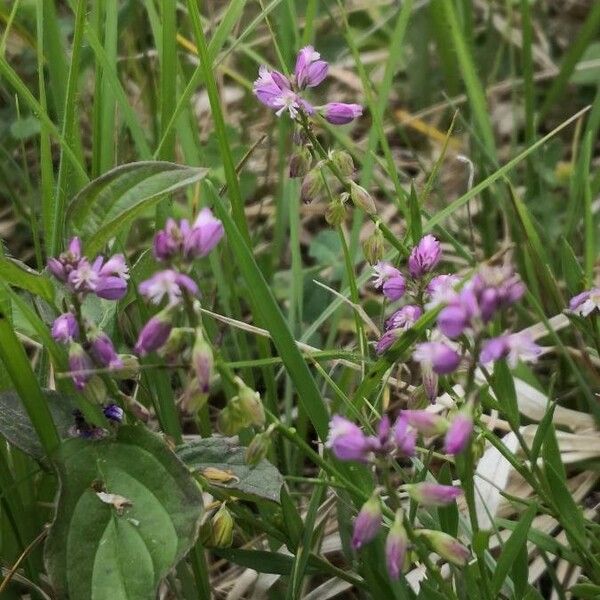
[570, 582, 600, 599]
[491, 504, 537, 596]
[0, 389, 77, 459]
[45, 425, 203, 599]
[66, 162, 208, 255]
[176, 436, 284, 503]
[490, 359, 519, 427]
[0, 257, 55, 302]
[213, 548, 318, 576]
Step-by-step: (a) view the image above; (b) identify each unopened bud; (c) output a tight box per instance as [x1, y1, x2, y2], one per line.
[415, 530, 470, 566]
[300, 168, 324, 204]
[245, 430, 272, 466]
[385, 511, 408, 580]
[329, 149, 354, 177]
[210, 504, 234, 548]
[349, 181, 376, 215]
[112, 354, 140, 380]
[352, 493, 382, 550]
[289, 148, 312, 178]
[362, 228, 384, 265]
[217, 402, 247, 436]
[180, 377, 208, 414]
[325, 197, 347, 226]
[235, 377, 265, 428]
[192, 328, 213, 393]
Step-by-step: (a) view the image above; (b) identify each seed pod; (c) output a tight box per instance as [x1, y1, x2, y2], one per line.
[300, 168, 324, 204]
[289, 147, 312, 178]
[329, 149, 354, 177]
[245, 430, 272, 466]
[325, 198, 347, 227]
[362, 228, 384, 265]
[210, 504, 234, 548]
[235, 377, 265, 428]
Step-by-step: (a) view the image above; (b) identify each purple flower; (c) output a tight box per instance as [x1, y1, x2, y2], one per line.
[401, 410, 448, 437]
[184, 208, 224, 259]
[68, 343, 93, 390]
[134, 310, 173, 356]
[95, 276, 128, 300]
[427, 274, 459, 307]
[88, 329, 122, 369]
[404, 482, 462, 506]
[444, 412, 473, 455]
[352, 495, 382, 550]
[253, 66, 309, 118]
[294, 46, 328, 89]
[376, 329, 399, 355]
[192, 329, 213, 393]
[408, 235, 442, 278]
[413, 342, 461, 375]
[326, 415, 372, 462]
[139, 269, 199, 306]
[382, 275, 406, 302]
[569, 288, 600, 317]
[321, 102, 363, 125]
[68, 259, 99, 294]
[416, 530, 470, 566]
[386, 305, 422, 332]
[47, 237, 83, 282]
[437, 303, 472, 338]
[51, 313, 79, 343]
[385, 513, 408, 580]
[393, 416, 416, 457]
[98, 254, 129, 280]
[103, 403, 124, 423]
[468, 266, 525, 321]
[479, 332, 541, 367]
[372, 261, 402, 289]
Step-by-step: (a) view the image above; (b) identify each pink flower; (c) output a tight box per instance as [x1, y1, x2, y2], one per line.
[408, 235, 442, 278]
[68, 343, 93, 390]
[444, 412, 473, 455]
[413, 341, 461, 374]
[427, 274, 459, 307]
[393, 416, 416, 456]
[479, 332, 541, 367]
[51, 313, 79, 343]
[386, 305, 422, 331]
[569, 288, 600, 317]
[416, 530, 470, 566]
[372, 261, 402, 289]
[404, 482, 462, 506]
[382, 275, 406, 302]
[253, 66, 310, 118]
[385, 513, 408, 580]
[321, 102, 363, 125]
[326, 416, 372, 462]
[294, 46, 328, 89]
[184, 208, 224, 259]
[352, 495, 382, 550]
[88, 329, 122, 369]
[139, 269, 199, 306]
[401, 410, 448, 437]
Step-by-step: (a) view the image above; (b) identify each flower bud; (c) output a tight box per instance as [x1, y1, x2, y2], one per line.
[68, 343, 93, 390]
[329, 149, 354, 177]
[382, 275, 406, 302]
[404, 482, 462, 506]
[300, 168, 324, 204]
[52, 313, 79, 343]
[325, 198, 347, 227]
[326, 415, 372, 462]
[103, 403, 124, 423]
[217, 401, 247, 436]
[416, 530, 470, 566]
[413, 342, 461, 375]
[352, 494, 382, 550]
[401, 410, 449, 437]
[180, 377, 209, 414]
[349, 181, 376, 215]
[235, 377, 265, 428]
[408, 234, 442, 278]
[385, 511, 409, 580]
[245, 430, 272, 466]
[322, 102, 363, 125]
[209, 504, 234, 548]
[289, 147, 312, 178]
[392, 416, 416, 457]
[88, 328, 122, 369]
[112, 354, 140, 379]
[444, 411, 473, 455]
[134, 307, 174, 357]
[362, 228, 384, 265]
[192, 328, 213, 393]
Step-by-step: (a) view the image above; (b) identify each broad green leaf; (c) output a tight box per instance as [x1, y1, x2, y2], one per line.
[176, 436, 284, 503]
[0, 389, 77, 458]
[45, 425, 203, 600]
[491, 504, 537, 596]
[66, 162, 208, 255]
[0, 257, 55, 302]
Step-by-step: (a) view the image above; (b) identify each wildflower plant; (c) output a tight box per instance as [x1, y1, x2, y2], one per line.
[0, 5, 599, 600]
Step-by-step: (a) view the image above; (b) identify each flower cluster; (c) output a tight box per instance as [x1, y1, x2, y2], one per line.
[373, 235, 449, 356]
[254, 46, 363, 125]
[47, 237, 129, 300]
[327, 412, 472, 578]
[134, 208, 224, 357]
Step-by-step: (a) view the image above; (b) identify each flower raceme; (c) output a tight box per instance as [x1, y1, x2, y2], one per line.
[253, 46, 363, 125]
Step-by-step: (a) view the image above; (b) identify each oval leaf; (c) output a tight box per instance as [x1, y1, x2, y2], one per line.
[67, 162, 208, 255]
[177, 436, 283, 503]
[45, 425, 203, 599]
